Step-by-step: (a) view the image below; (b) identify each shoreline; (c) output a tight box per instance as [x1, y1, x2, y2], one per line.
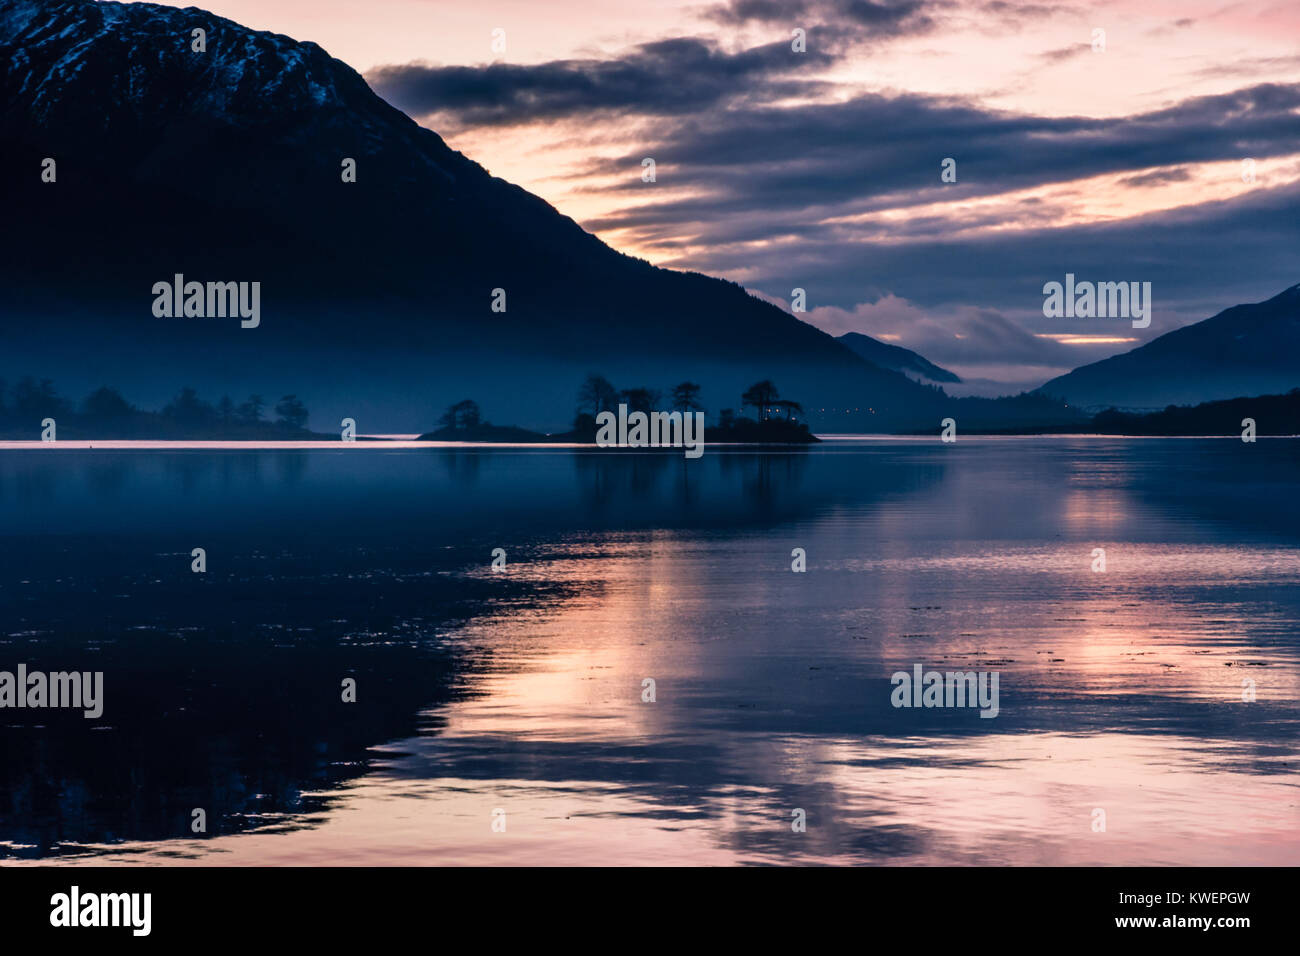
[1, 433, 1296, 449]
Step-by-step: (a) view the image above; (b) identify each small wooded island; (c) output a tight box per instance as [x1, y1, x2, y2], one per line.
[416, 376, 821, 444]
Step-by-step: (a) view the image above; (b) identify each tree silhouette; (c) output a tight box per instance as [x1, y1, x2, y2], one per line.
[236, 395, 265, 425]
[740, 380, 779, 421]
[82, 386, 134, 421]
[12, 377, 66, 418]
[671, 382, 704, 414]
[577, 374, 617, 417]
[163, 387, 215, 427]
[275, 395, 309, 430]
[619, 387, 660, 414]
[438, 399, 482, 431]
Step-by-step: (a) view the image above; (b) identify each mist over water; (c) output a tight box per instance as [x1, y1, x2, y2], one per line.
[1, 438, 1297, 865]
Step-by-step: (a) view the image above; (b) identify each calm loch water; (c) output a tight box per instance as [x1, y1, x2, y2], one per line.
[1, 438, 1297, 865]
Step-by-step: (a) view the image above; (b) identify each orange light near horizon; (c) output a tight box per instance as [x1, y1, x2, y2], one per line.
[1036, 334, 1140, 345]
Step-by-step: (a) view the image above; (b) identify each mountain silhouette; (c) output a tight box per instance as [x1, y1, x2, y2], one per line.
[1038, 283, 1300, 410]
[837, 332, 961, 384]
[0, 0, 975, 432]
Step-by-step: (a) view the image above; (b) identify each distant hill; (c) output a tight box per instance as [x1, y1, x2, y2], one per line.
[974, 389, 1300, 436]
[416, 423, 551, 442]
[837, 333, 961, 384]
[1038, 284, 1300, 410]
[1088, 389, 1300, 436]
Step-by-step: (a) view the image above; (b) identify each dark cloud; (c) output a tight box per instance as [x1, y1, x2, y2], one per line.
[367, 38, 836, 128]
[578, 82, 1300, 235]
[561, 76, 1300, 361]
[661, 179, 1300, 336]
[1189, 54, 1300, 81]
[702, 0, 1082, 42]
[706, 0, 944, 38]
[1117, 166, 1192, 188]
[980, 1, 1078, 17]
[365, 0, 1095, 132]
[1037, 43, 1089, 62]
[467, 65, 1297, 330]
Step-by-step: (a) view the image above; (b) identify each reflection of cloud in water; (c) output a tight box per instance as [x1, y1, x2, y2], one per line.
[1, 439, 1297, 863]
